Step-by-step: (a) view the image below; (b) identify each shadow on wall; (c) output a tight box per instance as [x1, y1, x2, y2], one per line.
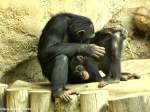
[0, 57, 48, 84]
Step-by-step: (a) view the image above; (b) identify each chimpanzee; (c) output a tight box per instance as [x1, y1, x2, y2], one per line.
[96, 26, 127, 83]
[69, 55, 103, 83]
[69, 26, 140, 87]
[37, 13, 105, 102]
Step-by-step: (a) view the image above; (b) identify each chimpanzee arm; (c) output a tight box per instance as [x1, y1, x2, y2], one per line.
[38, 15, 89, 62]
[84, 57, 102, 82]
[38, 13, 105, 63]
[40, 42, 89, 62]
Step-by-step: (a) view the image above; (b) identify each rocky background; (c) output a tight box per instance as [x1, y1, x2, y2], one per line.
[0, 0, 149, 84]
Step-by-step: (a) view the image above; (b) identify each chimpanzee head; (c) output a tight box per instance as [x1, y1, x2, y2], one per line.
[70, 55, 90, 81]
[73, 65, 89, 80]
[68, 17, 95, 43]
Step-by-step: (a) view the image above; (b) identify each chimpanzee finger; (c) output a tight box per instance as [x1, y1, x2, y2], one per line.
[60, 95, 65, 102]
[95, 48, 105, 54]
[61, 95, 68, 102]
[94, 45, 105, 50]
[67, 90, 79, 95]
[63, 94, 72, 102]
[71, 91, 79, 95]
[93, 52, 104, 58]
[94, 51, 105, 57]
[92, 54, 100, 59]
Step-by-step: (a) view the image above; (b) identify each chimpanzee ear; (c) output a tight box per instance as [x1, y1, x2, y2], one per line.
[76, 30, 85, 37]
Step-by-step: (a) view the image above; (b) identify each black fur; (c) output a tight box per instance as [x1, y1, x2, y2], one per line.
[37, 13, 95, 91]
[70, 27, 127, 82]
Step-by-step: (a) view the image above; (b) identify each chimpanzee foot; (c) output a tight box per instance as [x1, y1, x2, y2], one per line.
[112, 79, 120, 83]
[104, 76, 120, 84]
[129, 73, 140, 79]
[120, 76, 128, 81]
[52, 88, 78, 103]
[121, 73, 141, 81]
[98, 80, 108, 88]
[105, 79, 120, 84]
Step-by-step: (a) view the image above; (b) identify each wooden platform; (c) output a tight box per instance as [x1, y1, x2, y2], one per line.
[0, 59, 150, 112]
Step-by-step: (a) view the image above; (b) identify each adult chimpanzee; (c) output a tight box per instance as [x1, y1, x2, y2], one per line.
[37, 13, 105, 102]
[69, 26, 140, 87]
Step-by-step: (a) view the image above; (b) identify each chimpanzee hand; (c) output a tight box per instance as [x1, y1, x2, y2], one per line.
[86, 44, 105, 58]
[76, 55, 85, 64]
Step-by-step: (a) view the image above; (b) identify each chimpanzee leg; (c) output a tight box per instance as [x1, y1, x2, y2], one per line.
[85, 57, 102, 82]
[109, 59, 121, 82]
[45, 54, 77, 102]
[121, 72, 140, 81]
[85, 57, 108, 87]
[50, 54, 68, 91]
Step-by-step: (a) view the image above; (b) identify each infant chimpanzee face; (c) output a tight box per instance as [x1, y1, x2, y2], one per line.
[74, 64, 89, 80]
[71, 55, 90, 81]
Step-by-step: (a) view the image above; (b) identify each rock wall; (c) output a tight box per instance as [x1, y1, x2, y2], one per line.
[0, 0, 125, 83]
[107, 0, 150, 59]
[0, 0, 50, 78]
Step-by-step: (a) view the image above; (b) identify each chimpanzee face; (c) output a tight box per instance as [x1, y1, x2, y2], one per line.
[75, 24, 95, 43]
[73, 65, 90, 81]
[68, 22, 95, 43]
